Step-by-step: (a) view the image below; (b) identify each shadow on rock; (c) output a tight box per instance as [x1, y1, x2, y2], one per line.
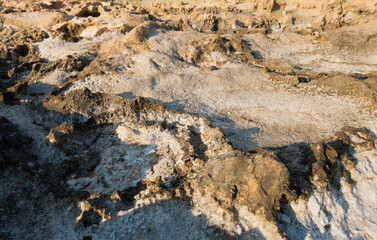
[81, 198, 238, 240]
[274, 127, 376, 239]
[211, 115, 260, 151]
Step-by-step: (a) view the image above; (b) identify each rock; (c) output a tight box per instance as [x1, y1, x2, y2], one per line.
[269, 73, 300, 86]
[1, 0, 377, 239]
[308, 73, 377, 106]
[54, 22, 86, 42]
[277, 127, 376, 196]
[38, 88, 296, 238]
[0, 42, 8, 59]
[98, 22, 167, 56]
[10, 43, 38, 63]
[124, 13, 150, 27]
[3, 12, 70, 28]
[0, 26, 49, 45]
[42, 88, 161, 117]
[191, 150, 292, 221]
[263, 58, 297, 75]
[73, 5, 101, 18]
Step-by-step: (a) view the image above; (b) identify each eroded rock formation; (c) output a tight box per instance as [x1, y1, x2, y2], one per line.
[0, 0, 376, 239]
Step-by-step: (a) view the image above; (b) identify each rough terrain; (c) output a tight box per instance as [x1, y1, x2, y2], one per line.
[0, 0, 377, 239]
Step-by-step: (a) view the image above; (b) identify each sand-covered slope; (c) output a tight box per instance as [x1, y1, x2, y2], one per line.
[1, 0, 377, 239]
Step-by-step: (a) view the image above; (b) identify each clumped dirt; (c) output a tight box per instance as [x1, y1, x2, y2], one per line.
[0, 0, 377, 239]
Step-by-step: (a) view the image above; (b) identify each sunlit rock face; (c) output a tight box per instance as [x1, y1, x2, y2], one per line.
[0, 0, 376, 239]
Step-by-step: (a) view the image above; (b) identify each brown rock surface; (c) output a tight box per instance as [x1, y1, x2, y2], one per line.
[0, 0, 376, 239]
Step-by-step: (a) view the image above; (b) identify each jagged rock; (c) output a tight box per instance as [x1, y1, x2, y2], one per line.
[277, 127, 376, 197]
[99, 21, 168, 56]
[73, 5, 101, 18]
[54, 22, 86, 42]
[27, 54, 91, 81]
[177, 34, 255, 66]
[42, 88, 162, 117]
[37, 89, 296, 238]
[10, 43, 38, 63]
[1, 0, 377, 239]
[191, 149, 292, 218]
[0, 26, 49, 45]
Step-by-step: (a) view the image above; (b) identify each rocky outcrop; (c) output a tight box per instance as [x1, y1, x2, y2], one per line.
[0, 0, 376, 239]
[36, 89, 293, 238]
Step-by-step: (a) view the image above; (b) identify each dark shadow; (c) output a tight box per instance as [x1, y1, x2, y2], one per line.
[0, 59, 10, 79]
[351, 73, 368, 80]
[212, 18, 219, 32]
[240, 228, 267, 240]
[278, 193, 327, 240]
[119, 94, 186, 111]
[76, 8, 101, 18]
[292, 17, 296, 26]
[12, 44, 30, 58]
[145, 27, 163, 40]
[189, 126, 208, 162]
[298, 76, 310, 83]
[278, 202, 314, 240]
[151, 98, 184, 111]
[271, 2, 281, 12]
[242, 40, 263, 60]
[271, 134, 364, 239]
[42, 1, 66, 10]
[0, 59, 40, 90]
[28, 82, 60, 99]
[150, 76, 157, 90]
[251, 50, 263, 60]
[231, 206, 267, 239]
[370, 130, 377, 139]
[211, 115, 260, 151]
[118, 91, 136, 99]
[81, 198, 240, 240]
[274, 142, 316, 196]
[0, 116, 34, 170]
[13, 103, 253, 239]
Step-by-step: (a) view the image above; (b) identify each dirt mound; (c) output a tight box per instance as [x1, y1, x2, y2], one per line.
[99, 21, 168, 57]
